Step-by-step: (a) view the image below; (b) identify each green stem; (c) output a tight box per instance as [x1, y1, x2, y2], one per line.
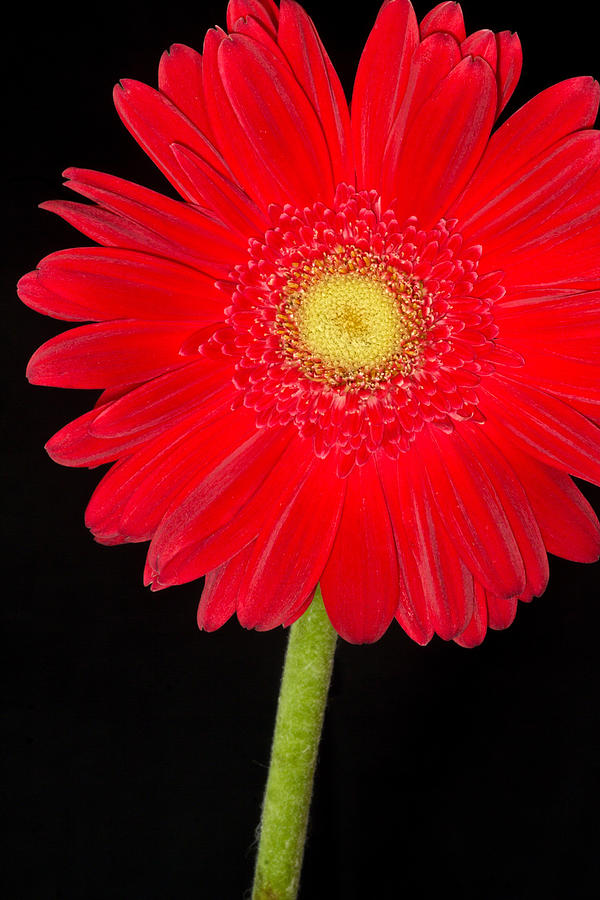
[252, 585, 337, 900]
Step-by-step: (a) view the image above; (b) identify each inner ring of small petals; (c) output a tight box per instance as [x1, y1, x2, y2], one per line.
[276, 252, 428, 389]
[225, 185, 507, 467]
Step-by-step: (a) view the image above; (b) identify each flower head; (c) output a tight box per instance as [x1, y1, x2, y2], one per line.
[20, 0, 600, 644]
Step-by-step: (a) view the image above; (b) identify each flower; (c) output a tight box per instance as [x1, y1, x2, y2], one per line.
[19, 0, 600, 645]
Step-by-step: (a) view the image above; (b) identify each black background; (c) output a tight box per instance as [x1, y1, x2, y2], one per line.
[4, 1, 600, 897]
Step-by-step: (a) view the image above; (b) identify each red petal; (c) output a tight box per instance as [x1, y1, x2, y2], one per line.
[490, 439, 600, 563]
[84, 428, 198, 540]
[228, 10, 281, 48]
[87, 405, 255, 543]
[461, 131, 600, 255]
[495, 31, 522, 115]
[27, 320, 196, 389]
[458, 423, 549, 600]
[320, 457, 399, 644]
[450, 76, 600, 222]
[492, 169, 600, 291]
[237, 448, 345, 630]
[377, 451, 433, 644]
[281, 587, 317, 629]
[203, 30, 334, 211]
[352, 0, 420, 190]
[153, 432, 311, 584]
[419, 426, 527, 598]
[126, 414, 269, 548]
[454, 583, 488, 648]
[197, 544, 256, 632]
[95, 383, 141, 407]
[226, 0, 279, 33]
[45, 404, 163, 469]
[486, 592, 519, 631]
[170, 143, 267, 236]
[496, 291, 600, 330]
[157, 44, 215, 142]
[113, 78, 230, 202]
[18, 248, 225, 322]
[90, 357, 234, 438]
[381, 31, 461, 202]
[40, 202, 241, 286]
[420, 2, 466, 42]
[379, 449, 475, 642]
[278, 0, 353, 186]
[61, 168, 246, 275]
[510, 352, 600, 410]
[497, 295, 600, 411]
[461, 30, 497, 70]
[401, 457, 476, 640]
[85, 457, 146, 541]
[201, 28, 278, 214]
[390, 56, 497, 227]
[480, 377, 600, 486]
[147, 424, 293, 584]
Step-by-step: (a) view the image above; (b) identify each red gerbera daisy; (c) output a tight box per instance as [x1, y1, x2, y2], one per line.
[20, 0, 600, 645]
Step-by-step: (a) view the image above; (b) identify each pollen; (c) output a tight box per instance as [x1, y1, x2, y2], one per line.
[277, 251, 429, 388]
[297, 272, 401, 370]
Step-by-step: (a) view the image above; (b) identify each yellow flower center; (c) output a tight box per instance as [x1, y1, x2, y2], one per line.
[277, 251, 429, 389]
[295, 273, 402, 373]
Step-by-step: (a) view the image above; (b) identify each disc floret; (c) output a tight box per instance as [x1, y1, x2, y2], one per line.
[212, 185, 512, 475]
[276, 248, 431, 389]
